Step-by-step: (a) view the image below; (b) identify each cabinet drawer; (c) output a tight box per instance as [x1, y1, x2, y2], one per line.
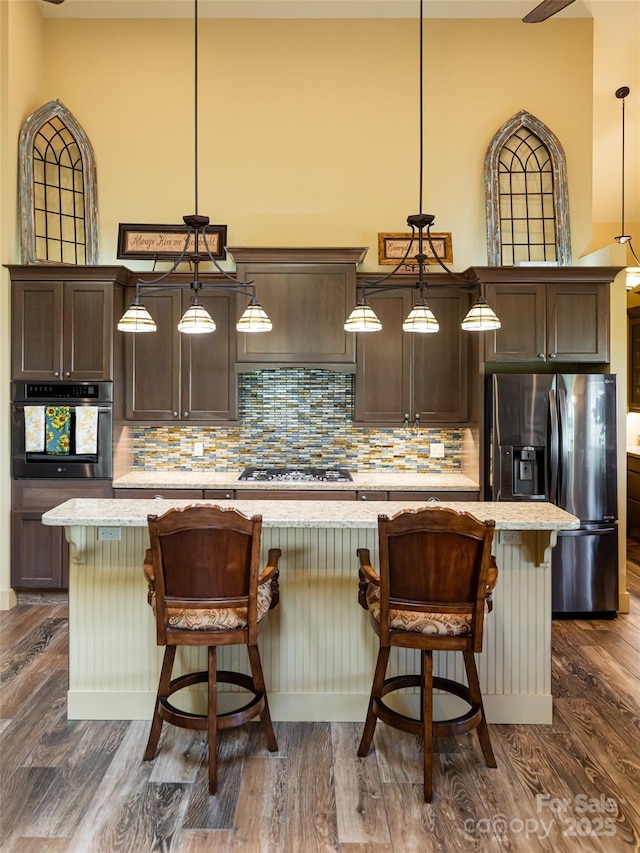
[627, 455, 640, 475]
[203, 489, 235, 500]
[387, 491, 479, 502]
[628, 497, 640, 534]
[627, 470, 640, 501]
[234, 489, 356, 501]
[114, 489, 204, 500]
[13, 480, 113, 511]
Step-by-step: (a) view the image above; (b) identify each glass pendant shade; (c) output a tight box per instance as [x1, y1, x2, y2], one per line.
[461, 297, 502, 331]
[344, 300, 382, 332]
[402, 299, 439, 333]
[177, 301, 216, 334]
[625, 267, 640, 291]
[117, 302, 157, 332]
[236, 299, 273, 332]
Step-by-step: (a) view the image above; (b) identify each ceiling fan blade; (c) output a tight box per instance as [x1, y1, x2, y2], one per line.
[523, 0, 576, 24]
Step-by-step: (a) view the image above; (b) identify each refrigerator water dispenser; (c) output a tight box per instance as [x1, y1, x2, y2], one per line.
[500, 445, 546, 499]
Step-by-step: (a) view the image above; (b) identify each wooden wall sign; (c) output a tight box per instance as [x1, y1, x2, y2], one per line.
[378, 232, 453, 268]
[117, 223, 227, 260]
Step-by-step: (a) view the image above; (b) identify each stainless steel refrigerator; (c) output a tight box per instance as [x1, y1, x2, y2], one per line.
[486, 373, 618, 618]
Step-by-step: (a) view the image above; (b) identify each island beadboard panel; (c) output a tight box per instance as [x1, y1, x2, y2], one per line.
[63, 524, 554, 724]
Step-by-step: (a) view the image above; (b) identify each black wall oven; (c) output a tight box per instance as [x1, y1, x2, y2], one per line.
[12, 381, 113, 479]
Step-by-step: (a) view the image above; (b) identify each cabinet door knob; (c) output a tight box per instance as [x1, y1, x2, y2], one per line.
[538, 353, 545, 359]
[549, 353, 556, 359]
[54, 371, 60, 377]
[173, 412, 178, 417]
[183, 412, 189, 418]
[360, 494, 368, 500]
[64, 372, 70, 377]
[153, 495, 165, 500]
[224, 493, 232, 499]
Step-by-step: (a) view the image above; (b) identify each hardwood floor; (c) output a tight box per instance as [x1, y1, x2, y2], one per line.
[1, 574, 639, 852]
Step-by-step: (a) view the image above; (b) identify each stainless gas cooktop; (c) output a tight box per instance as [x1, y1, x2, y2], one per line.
[239, 467, 353, 483]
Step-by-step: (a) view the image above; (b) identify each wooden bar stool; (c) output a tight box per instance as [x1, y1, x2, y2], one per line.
[142, 504, 281, 794]
[356, 505, 498, 802]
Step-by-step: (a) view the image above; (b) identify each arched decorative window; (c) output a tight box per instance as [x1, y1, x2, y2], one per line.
[18, 99, 98, 264]
[484, 110, 571, 266]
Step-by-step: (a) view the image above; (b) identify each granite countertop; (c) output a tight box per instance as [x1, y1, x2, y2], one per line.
[112, 470, 480, 492]
[42, 498, 579, 531]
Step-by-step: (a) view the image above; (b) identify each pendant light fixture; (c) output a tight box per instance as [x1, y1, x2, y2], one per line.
[613, 87, 640, 292]
[117, 0, 272, 336]
[343, 297, 383, 333]
[344, 0, 500, 335]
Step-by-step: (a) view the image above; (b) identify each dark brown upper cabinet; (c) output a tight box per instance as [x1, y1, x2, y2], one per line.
[9, 266, 127, 381]
[123, 281, 236, 423]
[354, 286, 471, 426]
[230, 247, 366, 368]
[481, 274, 613, 364]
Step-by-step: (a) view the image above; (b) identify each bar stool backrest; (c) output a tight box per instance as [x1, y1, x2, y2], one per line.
[147, 504, 263, 645]
[378, 506, 496, 652]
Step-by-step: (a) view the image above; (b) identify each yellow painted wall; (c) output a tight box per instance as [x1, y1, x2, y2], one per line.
[36, 16, 594, 270]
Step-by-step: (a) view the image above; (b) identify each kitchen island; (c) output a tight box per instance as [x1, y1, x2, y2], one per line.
[42, 498, 578, 725]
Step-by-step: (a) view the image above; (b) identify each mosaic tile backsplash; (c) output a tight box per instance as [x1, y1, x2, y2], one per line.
[133, 369, 463, 472]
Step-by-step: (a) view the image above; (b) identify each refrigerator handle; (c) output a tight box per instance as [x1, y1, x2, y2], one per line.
[557, 386, 568, 507]
[549, 388, 559, 502]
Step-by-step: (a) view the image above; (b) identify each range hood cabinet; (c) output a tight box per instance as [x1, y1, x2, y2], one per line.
[230, 247, 366, 370]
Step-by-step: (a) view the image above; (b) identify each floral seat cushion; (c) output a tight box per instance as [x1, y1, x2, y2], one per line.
[365, 582, 488, 637]
[144, 552, 273, 630]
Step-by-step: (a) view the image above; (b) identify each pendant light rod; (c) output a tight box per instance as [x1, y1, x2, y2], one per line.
[614, 86, 640, 265]
[194, 0, 199, 216]
[418, 0, 424, 217]
[618, 86, 627, 239]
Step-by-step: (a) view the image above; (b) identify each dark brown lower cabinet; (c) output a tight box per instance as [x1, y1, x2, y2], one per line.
[113, 489, 236, 500]
[627, 455, 640, 537]
[114, 489, 204, 500]
[112, 487, 478, 505]
[387, 491, 479, 502]
[233, 489, 478, 502]
[234, 490, 356, 501]
[11, 480, 113, 589]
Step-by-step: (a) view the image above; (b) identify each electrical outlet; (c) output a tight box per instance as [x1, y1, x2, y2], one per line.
[193, 441, 204, 457]
[98, 527, 121, 541]
[429, 442, 445, 458]
[500, 530, 522, 545]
